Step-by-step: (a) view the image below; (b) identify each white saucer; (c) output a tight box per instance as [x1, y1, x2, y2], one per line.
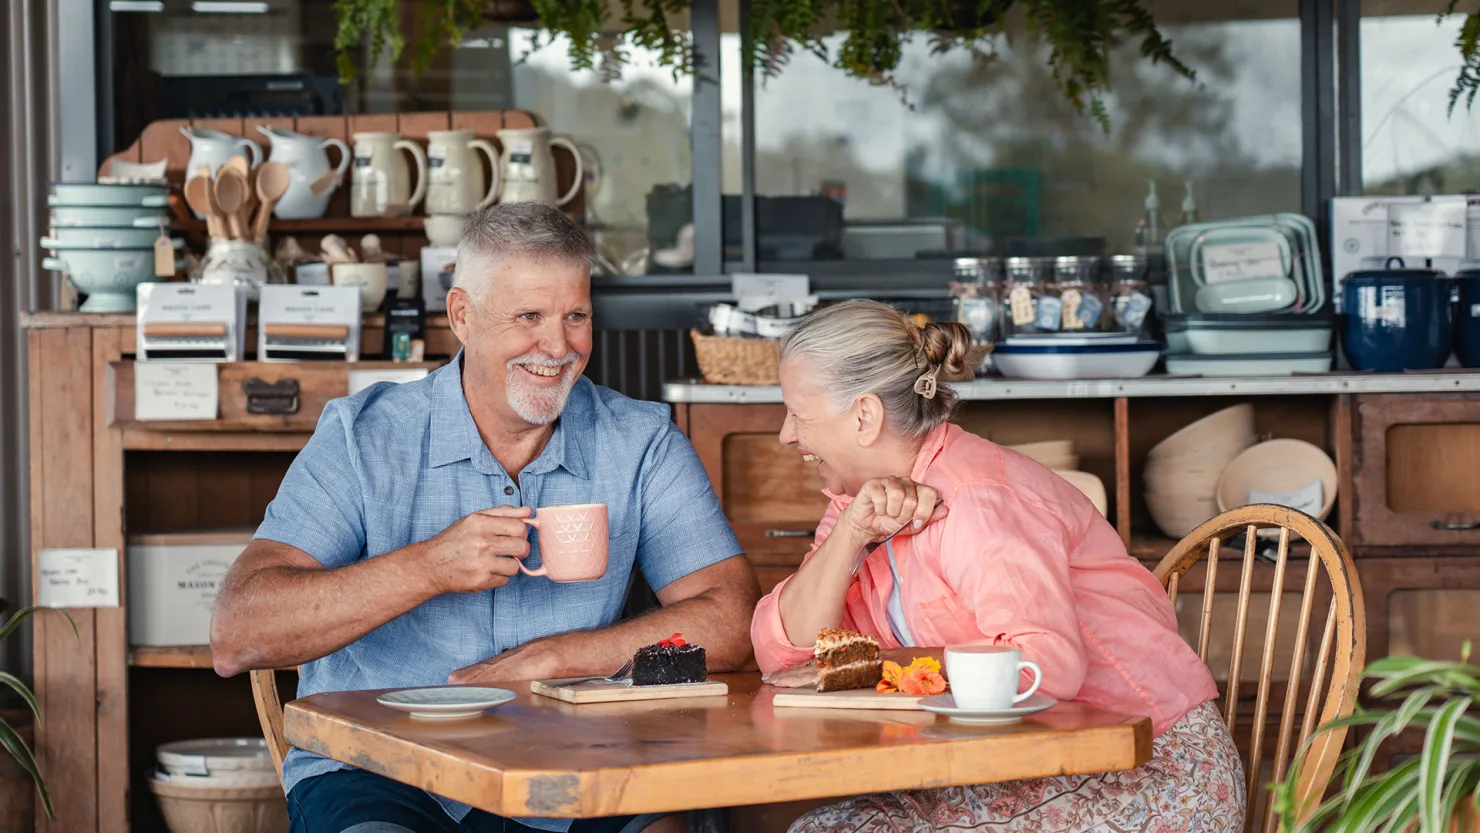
[377, 686, 517, 720]
[918, 693, 1057, 724]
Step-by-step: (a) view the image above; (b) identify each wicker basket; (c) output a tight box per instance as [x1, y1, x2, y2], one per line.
[690, 329, 781, 385]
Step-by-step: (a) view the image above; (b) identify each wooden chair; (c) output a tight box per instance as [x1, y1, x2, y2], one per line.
[1154, 504, 1366, 833]
[250, 668, 291, 779]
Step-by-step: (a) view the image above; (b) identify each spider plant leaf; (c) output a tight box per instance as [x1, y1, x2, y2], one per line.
[0, 713, 52, 818]
[1343, 707, 1411, 808]
[1379, 791, 1420, 833]
[0, 672, 40, 723]
[1330, 759, 1420, 833]
[1439, 757, 1480, 833]
[0, 606, 75, 644]
[1420, 696, 1471, 833]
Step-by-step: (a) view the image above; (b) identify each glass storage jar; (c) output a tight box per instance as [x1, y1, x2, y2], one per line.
[1002, 256, 1052, 336]
[1107, 254, 1153, 336]
[1052, 255, 1105, 332]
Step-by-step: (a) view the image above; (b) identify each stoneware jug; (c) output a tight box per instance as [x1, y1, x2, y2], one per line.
[350, 132, 427, 217]
[182, 126, 263, 218]
[257, 125, 351, 219]
[425, 129, 502, 215]
[495, 126, 583, 207]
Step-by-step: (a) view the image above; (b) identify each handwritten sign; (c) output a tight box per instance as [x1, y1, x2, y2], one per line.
[347, 367, 430, 396]
[1199, 241, 1287, 284]
[1389, 200, 1467, 259]
[1249, 479, 1324, 517]
[135, 362, 219, 421]
[37, 548, 119, 608]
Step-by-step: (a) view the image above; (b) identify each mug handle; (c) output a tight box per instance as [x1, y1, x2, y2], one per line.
[1014, 660, 1043, 704]
[322, 138, 352, 180]
[1385, 256, 1406, 269]
[549, 136, 585, 207]
[469, 139, 503, 209]
[516, 516, 545, 577]
[238, 138, 264, 169]
[396, 139, 429, 210]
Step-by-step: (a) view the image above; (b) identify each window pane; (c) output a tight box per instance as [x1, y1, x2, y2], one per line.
[1361, 2, 1480, 194]
[724, 2, 1302, 264]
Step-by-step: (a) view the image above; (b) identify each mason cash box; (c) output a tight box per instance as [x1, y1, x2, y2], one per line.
[126, 530, 252, 646]
[257, 284, 362, 362]
[136, 283, 248, 362]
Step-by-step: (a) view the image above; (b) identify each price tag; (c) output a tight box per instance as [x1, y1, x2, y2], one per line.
[1200, 241, 1286, 284]
[154, 235, 175, 278]
[37, 548, 119, 608]
[135, 362, 219, 421]
[1249, 479, 1324, 516]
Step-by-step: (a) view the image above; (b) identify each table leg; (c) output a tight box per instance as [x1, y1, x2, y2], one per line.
[687, 808, 730, 833]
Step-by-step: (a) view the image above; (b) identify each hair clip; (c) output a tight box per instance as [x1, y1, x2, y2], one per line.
[914, 367, 940, 400]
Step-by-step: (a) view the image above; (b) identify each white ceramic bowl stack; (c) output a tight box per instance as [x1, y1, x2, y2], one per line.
[150, 739, 286, 833]
[1143, 404, 1257, 538]
[43, 182, 181, 312]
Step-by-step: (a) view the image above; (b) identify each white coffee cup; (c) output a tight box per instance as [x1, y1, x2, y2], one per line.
[944, 645, 1043, 711]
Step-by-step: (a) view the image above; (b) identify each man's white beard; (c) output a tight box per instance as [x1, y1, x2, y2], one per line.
[506, 351, 579, 425]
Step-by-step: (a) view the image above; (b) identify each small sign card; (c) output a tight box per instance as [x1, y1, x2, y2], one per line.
[135, 362, 219, 421]
[1249, 479, 1324, 517]
[37, 548, 120, 608]
[1199, 241, 1287, 284]
[347, 367, 430, 396]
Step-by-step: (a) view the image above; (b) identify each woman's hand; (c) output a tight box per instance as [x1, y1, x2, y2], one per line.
[762, 660, 819, 688]
[839, 476, 948, 545]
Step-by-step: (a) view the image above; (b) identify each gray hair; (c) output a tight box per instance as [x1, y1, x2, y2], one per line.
[780, 299, 972, 438]
[454, 202, 595, 299]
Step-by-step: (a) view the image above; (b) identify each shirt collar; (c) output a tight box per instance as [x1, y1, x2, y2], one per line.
[427, 350, 590, 480]
[822, 422, 952, 504]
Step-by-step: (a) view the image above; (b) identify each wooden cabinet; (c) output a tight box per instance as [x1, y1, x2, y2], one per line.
[1351, 394, 1480, 548]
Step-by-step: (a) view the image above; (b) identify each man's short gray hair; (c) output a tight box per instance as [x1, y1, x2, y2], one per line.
[453, 202, 595, 300]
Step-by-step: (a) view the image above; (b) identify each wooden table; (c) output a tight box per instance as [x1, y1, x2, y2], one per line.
[283, 674, 1153, 832]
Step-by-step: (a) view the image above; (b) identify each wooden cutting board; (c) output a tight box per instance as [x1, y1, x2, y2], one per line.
[530, 678, 729, 704]
[771, 687, 926, 710]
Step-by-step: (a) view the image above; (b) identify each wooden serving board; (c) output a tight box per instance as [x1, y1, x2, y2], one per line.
[530, 678, 729, 704]
[771, 687, 926, 710]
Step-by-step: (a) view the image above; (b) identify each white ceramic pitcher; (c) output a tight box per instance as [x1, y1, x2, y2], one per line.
[494, 126, 583, 207]
[182, 126, 263, 218]
[257, 125, 350, 219]
[350, 132, 427, 217]
[425, 129, 502, 215]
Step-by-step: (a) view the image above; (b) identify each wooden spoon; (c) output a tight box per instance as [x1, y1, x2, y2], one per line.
[252, 161, 291, 242]
[214, 170, 249, 240]
[309, 171, 337, 197]
[183, 175, 222, 239]
[223, 155, 251, 180]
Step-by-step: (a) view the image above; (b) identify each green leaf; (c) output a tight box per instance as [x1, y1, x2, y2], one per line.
[1438, 757, 1480, 833]
[1421, 697, 1471, 833]
[0, 672, 39, 724]
[1329, 759, 1421, 833]
[0, 606, 74, 644]
[0, 714, 51, 819]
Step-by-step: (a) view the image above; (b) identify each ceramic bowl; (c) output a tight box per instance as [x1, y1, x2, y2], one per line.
[43, 230, 183, 250]
[1145, 492, 1220, 539]
[50, 205, 169, 228]
[990, 342, 1162, 381]
[1215, 438, 1338, 522]
[1147, 404, 1256, 462]
[43, 249, 171, 312]
[1053, 470, 1107, 517]
[424, 214, 466, 248]
[49, 182, 169, 208]
[148, 776, 287, 833]
[157, 738, 273, 775]
[332, 262, 388, 312]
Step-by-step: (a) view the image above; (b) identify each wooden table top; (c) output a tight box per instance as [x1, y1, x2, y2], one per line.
[283, 673, 1154, 819]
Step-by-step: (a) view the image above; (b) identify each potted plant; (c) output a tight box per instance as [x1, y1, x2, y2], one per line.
[0, 598, 73, 826]
[1273, 642, 1480, 832]
[331, 0, 1195, 129]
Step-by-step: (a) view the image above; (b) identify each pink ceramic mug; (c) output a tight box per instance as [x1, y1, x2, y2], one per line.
[519, 503, 609, 582]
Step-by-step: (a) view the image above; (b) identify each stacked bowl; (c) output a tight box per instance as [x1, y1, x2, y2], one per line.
[1143, 404, 1257, 538]
[150, 738, 285, 833]
[43, 182, 181, 312]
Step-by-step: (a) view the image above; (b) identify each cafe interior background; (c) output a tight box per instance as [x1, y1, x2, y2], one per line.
[7, 0, 1480, 830]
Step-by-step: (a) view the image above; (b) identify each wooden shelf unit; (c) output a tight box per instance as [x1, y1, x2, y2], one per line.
[129, 646, 213, 669]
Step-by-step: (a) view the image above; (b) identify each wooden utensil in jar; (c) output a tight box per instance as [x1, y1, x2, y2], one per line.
[182, 175, 220, 238]
[213, 169, 249, 240]
[252, 161, 291, 242]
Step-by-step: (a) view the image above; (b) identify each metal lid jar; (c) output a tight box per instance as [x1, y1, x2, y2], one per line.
[1002, 256, 1052, 335]
[1107, 254, 1153, 335]
[951, 257, 1003, 348]
[1052, 255, 1104, 332]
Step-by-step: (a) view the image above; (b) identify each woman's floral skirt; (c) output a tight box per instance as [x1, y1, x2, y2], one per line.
[789, 701, 1245, 833]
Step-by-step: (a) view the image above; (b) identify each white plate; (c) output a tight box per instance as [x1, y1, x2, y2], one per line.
[376, 686, 517, 720]
[917, 693, 1057, 724]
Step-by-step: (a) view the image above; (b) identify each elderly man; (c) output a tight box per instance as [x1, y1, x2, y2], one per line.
[210, 202, 759, 833]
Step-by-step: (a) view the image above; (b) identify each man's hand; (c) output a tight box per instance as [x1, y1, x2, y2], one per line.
[422, 506, 534, 596]
[448, 637, 565, 685]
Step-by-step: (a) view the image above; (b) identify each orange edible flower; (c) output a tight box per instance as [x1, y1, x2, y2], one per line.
[876, 657, 947, 694]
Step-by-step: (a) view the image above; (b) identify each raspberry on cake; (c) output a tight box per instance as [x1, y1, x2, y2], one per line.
[632, 633, 707, 686]
[814, 627, 883, 692]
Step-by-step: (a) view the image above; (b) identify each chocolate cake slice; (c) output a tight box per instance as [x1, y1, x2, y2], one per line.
[632, 633, 707, 686]
[814, 627, 883, 692]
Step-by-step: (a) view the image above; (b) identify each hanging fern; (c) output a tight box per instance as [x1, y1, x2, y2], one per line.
[331, 0, 1198, 130]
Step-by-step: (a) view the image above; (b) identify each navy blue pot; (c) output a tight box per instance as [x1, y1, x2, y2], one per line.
[1454, 270, 1480, 368]
[1339, 269, 1454, 372]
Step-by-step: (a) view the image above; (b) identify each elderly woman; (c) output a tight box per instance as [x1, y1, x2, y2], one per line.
[751, 299, 1244, 833]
